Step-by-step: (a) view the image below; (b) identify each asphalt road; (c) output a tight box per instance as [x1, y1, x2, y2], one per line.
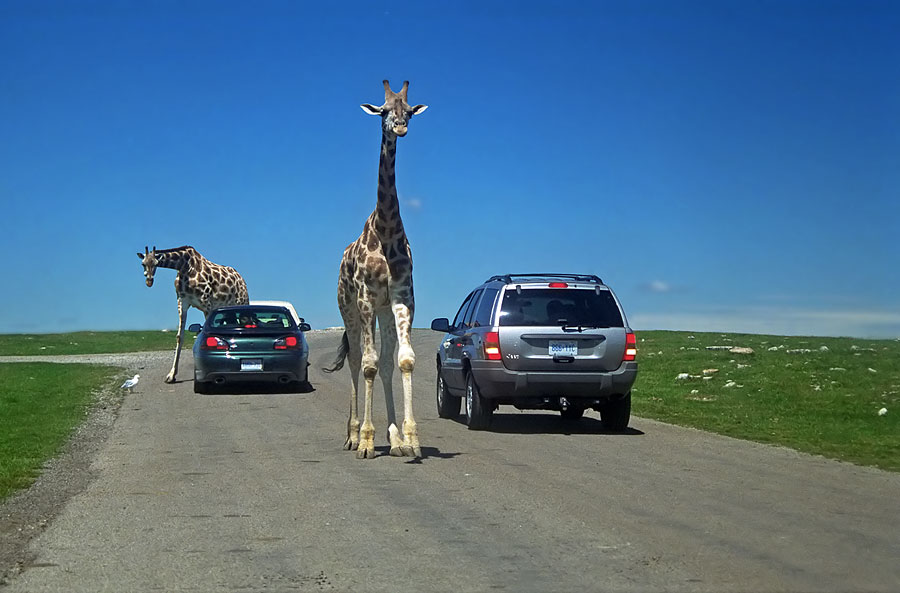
[2, 329, 899, 592]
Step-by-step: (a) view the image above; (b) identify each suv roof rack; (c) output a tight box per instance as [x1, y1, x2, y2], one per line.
[486, 273, 604, 285]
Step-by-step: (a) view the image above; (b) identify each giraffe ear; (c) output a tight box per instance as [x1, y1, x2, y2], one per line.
[361, 104, 383, 115]
[411, 104, 428, 115]
[137, 252, 145, 259]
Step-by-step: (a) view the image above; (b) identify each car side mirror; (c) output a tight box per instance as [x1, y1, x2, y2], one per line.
[431, 318, 451, 333]
[298, 322, 312, 332]
[188, 323, 202, 333]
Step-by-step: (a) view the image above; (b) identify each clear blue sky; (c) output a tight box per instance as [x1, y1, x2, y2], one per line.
[1, 0, 898, 339]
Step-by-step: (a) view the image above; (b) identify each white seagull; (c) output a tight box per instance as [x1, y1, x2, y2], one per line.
[121, 374, 140, 392]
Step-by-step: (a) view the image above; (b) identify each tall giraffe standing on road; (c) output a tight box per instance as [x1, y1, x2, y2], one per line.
[324, 80, 427, 459]
[137, 245, 249, 383]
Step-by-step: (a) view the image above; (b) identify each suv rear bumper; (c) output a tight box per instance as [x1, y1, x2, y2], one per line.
[470, 360, 637, 401]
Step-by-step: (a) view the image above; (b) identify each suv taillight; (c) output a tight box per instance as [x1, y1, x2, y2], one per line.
[274, 336, 299, 350]
[202, 336, 228, 351]
[624, 332, 637, 361]
[484, 331, 502, 361]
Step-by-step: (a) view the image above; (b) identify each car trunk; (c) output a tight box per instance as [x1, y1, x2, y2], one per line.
[498, 327, 627, 372]
[213, 329, 291, 354]
[496, 286, 627, 372]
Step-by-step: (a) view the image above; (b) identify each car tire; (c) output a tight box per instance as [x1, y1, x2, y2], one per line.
[560, 406, 585, 421]
[465, 373, 492, 430]
[436, 369, 462, 419]
[600, 392, 631, 432]
[193, 380, 210, 394]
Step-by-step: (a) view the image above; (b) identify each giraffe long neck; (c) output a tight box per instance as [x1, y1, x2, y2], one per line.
[155, 247, 200, 272]
[371, 133, 404, 241]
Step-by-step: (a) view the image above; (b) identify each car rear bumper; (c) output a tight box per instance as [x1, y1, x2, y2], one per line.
[470, 360, 637, 401]
[194, 352, 308, 384]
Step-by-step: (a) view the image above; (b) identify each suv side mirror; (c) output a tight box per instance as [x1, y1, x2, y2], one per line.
[430, 318, 451, 333]
[188, 323, 202, 333]
[298, 322, 312, 332]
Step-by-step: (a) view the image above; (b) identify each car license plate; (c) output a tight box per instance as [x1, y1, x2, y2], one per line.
[549, 340, 577, 357]
[241, 359, 263, 371]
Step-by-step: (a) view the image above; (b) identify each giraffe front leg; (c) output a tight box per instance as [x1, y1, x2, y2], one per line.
[356, 321, 378, 459]
[394, 303, 420, 458]
[357, 367, 377, 459]
[166, 301, 188, 383]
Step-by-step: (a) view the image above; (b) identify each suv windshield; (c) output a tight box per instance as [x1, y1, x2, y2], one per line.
[498, 288, 624, 328]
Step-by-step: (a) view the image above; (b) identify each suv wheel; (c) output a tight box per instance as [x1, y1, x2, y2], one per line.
[600, 392, 631, 432]
[193, 380, 210, 395]
[436, 369, 461, 419]
[465, 373, 493, 430]
[560, 406, 585, 421]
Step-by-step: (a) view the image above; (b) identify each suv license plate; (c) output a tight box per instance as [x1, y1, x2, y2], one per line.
[549, 341, 577, 357]
[241, 359, 263, 371]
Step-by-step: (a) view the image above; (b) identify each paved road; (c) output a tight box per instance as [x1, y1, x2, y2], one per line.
[2, 329, 899, 592]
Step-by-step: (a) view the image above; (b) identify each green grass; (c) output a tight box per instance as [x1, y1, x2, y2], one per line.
[0, 330, 193, 356]
[633, 331, 900, 471]
[0, 363, 120, 499]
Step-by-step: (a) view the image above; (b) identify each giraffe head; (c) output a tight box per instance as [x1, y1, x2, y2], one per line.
[361, 80, 427, 138]
[136, 245, 159, 287]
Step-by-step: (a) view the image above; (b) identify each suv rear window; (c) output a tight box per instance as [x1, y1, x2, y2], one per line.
[498, 288, 624, 328]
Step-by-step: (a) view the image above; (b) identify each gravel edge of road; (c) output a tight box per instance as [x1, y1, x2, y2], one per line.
[0, 352, 173, 585]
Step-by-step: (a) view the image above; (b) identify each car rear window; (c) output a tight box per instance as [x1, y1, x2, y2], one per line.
[211, 309, 293, 329]
[498, 288, 624, 328]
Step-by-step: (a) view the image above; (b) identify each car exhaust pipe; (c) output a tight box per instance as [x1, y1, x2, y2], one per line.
[214, 377, 226, 385]
[278, 375, 291, 384]
[559, 396, 569, 411]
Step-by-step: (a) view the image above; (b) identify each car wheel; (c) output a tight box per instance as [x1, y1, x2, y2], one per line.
[193, 380, 210, 394]
[560, 406, 585, 421]
[436, 369, 462, 419]
[465, 373, 492, 430]
[600, 392, 631, 432]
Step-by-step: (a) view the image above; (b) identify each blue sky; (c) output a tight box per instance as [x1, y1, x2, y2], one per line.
[1, 0, 898, 339]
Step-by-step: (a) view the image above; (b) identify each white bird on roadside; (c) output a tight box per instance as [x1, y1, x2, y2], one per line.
[121, 374, 140, 392]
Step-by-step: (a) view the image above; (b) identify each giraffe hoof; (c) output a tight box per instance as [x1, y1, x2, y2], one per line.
[400, 445, 419, 458]
[389, 446, 404, 457]
[357, 447, 376, 459]
[164, 375, 176, 384]
[343, 439, 359, 451]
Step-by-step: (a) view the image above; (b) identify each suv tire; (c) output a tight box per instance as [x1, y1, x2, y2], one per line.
[600, 392, 631, 432]
[193, 380, 210, 395]
[465, 372, 493, 430]
[436, 369, 461, 418]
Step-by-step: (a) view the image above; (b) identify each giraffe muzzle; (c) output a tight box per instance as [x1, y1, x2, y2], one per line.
[393, 125, 408, 137]
[145, 278, 154, 287]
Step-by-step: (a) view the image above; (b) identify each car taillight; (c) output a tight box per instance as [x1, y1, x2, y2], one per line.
[274, 336, 299, 350]
[624, 332, 637, 361]
[548, 282, 568, 288]
[484, 331, 502, 361]
[202, 336, 228, 351]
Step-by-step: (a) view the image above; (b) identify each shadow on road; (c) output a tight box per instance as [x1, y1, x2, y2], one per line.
[196, 380, 317, 395]
[370, 445, 462, 462]
[450, 413, 644, 436]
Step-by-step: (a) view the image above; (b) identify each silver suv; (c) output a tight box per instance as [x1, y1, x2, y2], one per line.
[430, 274, 638, 430]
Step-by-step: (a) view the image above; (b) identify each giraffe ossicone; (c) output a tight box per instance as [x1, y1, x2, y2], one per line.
[137, 245, 249, 384]
[324, 80, 427, 459]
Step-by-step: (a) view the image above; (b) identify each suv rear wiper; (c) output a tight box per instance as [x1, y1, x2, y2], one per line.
[561, 324, 608, 332]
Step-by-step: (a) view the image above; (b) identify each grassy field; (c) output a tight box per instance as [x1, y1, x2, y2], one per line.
[0, 330, 192, 356]
[633, 331, 900, 471]
[0, 363, 120, 499]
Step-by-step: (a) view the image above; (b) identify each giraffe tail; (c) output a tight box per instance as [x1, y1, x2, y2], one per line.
[322, 331, 350, 373]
